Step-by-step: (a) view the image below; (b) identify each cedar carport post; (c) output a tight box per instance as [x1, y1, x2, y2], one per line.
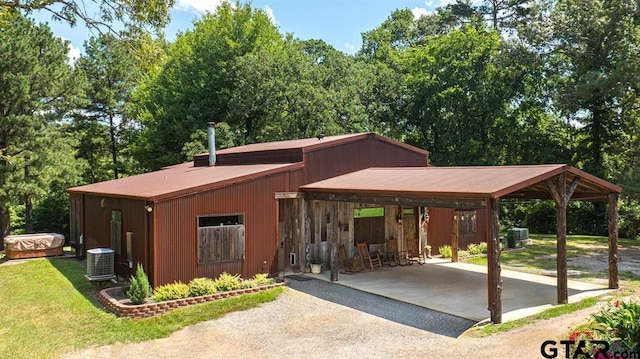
[486, 198, 502, 324]
[547, 173, 580, 304]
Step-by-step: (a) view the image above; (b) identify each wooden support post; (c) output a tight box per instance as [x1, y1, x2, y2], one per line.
[299, 198, 307, 272]
[547, 174, 568, 304]
[329, 201, 339, 281]
[487, 198, 502, 324]
[451, 211, 459, 262]
[609, 193, 619, 289]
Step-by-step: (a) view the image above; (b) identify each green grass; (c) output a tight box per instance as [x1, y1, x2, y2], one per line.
[472, 296, 601, 337]
[462, 233, 640, 336]
[0, 258, 284, 358]
[464, 234, 638, 277]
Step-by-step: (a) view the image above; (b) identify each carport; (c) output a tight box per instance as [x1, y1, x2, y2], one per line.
[296, 164, 622, 324]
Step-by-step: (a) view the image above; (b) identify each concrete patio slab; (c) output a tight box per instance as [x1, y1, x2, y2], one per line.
[303, 259, 612, 323]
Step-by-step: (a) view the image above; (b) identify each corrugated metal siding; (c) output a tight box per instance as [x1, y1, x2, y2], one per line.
[303, 137, 429, 184]
[81, 195, 149, 279]
[153, 171, 292, 286]
[427, 207, 487, 254]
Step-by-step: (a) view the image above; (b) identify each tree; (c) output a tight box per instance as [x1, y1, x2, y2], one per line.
[133, 2, 283, 169]
[1, 0, 173, 34]
[0, 14, 80, 242]
[442, 0, 534, 30]
[402, 26, 520, 165]
[540, 0, 640, 179]
[74, 34, 141, 182]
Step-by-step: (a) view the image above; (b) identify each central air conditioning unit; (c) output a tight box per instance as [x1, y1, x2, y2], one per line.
[86, 248, 115, 280]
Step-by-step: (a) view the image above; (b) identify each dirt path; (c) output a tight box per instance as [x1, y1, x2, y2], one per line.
[61, 289, 605, 359]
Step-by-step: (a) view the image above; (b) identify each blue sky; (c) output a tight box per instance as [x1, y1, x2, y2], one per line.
[35, 0, 457, 61]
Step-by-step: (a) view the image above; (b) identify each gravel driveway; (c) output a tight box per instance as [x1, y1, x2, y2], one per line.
[62, 286, 603, 359]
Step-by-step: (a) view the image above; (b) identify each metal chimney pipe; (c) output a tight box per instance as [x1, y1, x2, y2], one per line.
[207, 122, 216, 166]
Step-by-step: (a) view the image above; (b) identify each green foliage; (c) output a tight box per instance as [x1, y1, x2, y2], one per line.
[402, 25, 518, 166]
[619, 199, 640, 240]
[506, 230, 517, 249]
[74, 34, 142, 182]
[152, 281, 190, 302]
[467, 242, 488, 255]
[188, 277, 217, 297]
[0, 14, 80, 237]
[127, 263, 152, 304]
[251, 273, 275, 286]
[592, 300, 640, 351]
[524, 201, 556, 234]
[438, 245, 453, 258]
[0, 0, 174, 34]
[239, 279, 258, 289]
[213, 272, 242, 292]
[133, 2, 282, 169]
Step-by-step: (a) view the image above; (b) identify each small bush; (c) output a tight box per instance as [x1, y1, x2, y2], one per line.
[506, 230, 517, 248]
[188, 277, 217, 297]
[240, 279, 257, 289]
[152, 281, 190, 302]
[439, 245, 452, 258]
[126, 263, 152, 304]
[467, 242, 488, 255]
[251, 273, 275, 285]
[213, 272, 241, 292]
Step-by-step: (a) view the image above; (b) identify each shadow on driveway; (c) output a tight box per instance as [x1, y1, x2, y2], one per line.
[286, 275, 475, 338]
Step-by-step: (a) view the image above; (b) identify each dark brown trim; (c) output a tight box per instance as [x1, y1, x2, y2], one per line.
[302, 191, 487, 209]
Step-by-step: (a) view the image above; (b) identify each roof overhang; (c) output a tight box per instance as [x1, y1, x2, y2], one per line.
[300, 165, 621, 207]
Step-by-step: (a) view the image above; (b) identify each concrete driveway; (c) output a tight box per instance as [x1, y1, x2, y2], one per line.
[303, 258, 611, 323]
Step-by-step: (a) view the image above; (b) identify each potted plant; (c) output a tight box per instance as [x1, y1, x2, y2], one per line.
[310, 256, 322, 274]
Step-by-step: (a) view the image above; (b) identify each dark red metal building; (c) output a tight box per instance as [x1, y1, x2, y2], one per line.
[68, 133, 432, 286]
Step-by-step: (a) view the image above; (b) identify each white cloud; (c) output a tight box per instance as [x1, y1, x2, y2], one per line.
[411, 7, 430, 20]
[344, 42, 356, 53]
[264, 5, 276, 24]
[66, 42, 81, 66]
[175, 0, 224, 14]
[438, 0, 460, 6]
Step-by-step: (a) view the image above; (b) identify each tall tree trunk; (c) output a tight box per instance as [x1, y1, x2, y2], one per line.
[109, 112, 119, 179]
[25, 158, 33, 233]
[590, 102, 606, 178]
[0, 207, 10, 250]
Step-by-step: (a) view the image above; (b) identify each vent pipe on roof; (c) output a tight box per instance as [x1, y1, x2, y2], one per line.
[208, 122, 216, 166]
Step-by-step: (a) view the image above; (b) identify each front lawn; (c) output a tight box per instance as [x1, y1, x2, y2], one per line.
[464, 234, 639, 280]
[0, 258, 283, 358]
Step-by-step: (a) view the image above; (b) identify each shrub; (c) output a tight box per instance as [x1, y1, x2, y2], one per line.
[467, 243, 488, 256]
[213, 272, 241, 292]
[439, 245, 452, 258]
[188, 277, 217, 297]
[506, 230, 517, 249]
[126, 263, 152, 304]
[251, 273, 275, 285]
[152, 281, 190, 302]
[240, 279, 257, 289]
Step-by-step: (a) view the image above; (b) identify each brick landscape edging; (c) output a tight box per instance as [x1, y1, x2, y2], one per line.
[98, 282, 286, 320]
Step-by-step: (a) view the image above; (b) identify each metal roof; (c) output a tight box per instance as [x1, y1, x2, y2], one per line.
[300, 165, 622, 202]
[67, 162, 301, 202]
[210, 132, 428, 157]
